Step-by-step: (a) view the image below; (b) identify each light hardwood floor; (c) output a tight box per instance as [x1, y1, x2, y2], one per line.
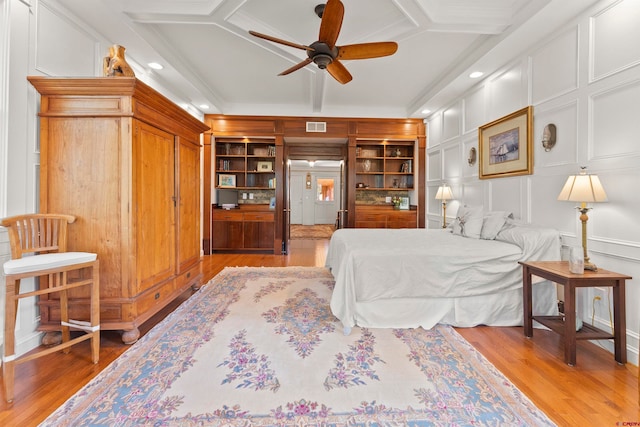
[0, 239, 638, 426]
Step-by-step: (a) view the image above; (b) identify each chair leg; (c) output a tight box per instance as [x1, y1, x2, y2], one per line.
[90, 261, 100, 364]
[58, 272, 71, 354]
[3, 277, 17, 403]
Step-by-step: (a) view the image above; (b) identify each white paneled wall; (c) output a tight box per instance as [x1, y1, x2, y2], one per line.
[427, 0, 640, 364]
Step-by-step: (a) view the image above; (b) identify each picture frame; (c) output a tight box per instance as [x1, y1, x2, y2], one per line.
[399, 197, 410, 210]
[218, 174, 236, 188]
[478, 106, 533, 179]
[257, 161, 273, 172]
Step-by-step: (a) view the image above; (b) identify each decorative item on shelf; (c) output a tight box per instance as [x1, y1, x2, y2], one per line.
[542, 124, 557, 152]
[306, 172, 312, 189]
[391, 196, 401, 209]
[103, 44, 135, 77]
[435, 183, 454, 228]
[399, 197, 410, 210]
[557, 167, 608, 271]
[392, 178, 399, 188]
[395, 148, 402, 157]
[257, 161, 272, 172]
[363, 159, 371, 172]
[468, 147, 477, 166]
[218, 174, 236, 188]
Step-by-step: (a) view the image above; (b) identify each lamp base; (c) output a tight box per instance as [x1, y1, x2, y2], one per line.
[584, 261, 598, 272]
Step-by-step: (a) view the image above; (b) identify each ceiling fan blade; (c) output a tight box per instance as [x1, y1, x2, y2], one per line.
[249, 31, 314, 52]
[326, 60, 352, 84]
[337, 42, 398, 60]
[279, 58, 313, 76]
[318, 0, 344, 48]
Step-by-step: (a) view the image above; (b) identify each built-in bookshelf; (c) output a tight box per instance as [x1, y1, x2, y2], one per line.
[214, 138, 276, 189]
[355, 140, 414, 190]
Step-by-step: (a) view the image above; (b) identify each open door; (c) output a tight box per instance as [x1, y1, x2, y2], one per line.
[283, 159, 292, 254]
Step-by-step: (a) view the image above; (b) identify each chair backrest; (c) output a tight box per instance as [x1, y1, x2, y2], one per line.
[0, 214, 76, 260]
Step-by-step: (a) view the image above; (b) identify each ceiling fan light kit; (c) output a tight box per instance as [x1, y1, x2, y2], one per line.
[249, 0, 397, 84]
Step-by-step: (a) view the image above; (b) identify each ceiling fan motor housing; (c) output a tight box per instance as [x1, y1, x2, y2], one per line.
[308, 41, 338, 68]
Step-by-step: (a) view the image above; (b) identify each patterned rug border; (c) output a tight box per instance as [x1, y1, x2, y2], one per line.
[41, 266, 555, 427]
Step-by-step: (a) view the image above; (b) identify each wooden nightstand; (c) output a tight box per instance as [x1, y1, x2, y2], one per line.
[520, 261, 631, 366]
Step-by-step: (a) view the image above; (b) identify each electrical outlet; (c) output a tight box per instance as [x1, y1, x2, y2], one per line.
[242, 193, 247, 200]
[249, 193, 254, 200]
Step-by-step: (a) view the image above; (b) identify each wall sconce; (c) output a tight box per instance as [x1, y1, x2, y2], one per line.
[468, 147, 477, 166]
[306, 172, 312, 189]
[435, 184, 454, 228]
[542, 124, 556, 152]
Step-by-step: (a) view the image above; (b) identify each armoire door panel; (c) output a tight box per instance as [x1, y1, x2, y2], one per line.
[134, 120, 176, 293]
[177, 137, 201, 273]
[43, 117, 125, 299]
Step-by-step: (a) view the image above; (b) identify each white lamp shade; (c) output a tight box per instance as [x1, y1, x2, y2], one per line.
[435, 185, 454, 201]
[557, 173, 608, 203]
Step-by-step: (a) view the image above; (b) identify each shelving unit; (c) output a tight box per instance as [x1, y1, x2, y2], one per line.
[215, 138, 277, 190]
[355, 141, 414, 190]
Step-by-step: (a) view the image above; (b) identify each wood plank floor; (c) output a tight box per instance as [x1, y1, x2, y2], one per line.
[0, 239, 638, 426]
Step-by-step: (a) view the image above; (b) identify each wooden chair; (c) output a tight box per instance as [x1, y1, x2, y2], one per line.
[1, 214, 100, 402]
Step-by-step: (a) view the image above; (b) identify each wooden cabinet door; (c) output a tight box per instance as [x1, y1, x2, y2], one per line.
[212, 220, 244, 249]
[243, 221, 275, 249]
[177, 137, 201, 273]
[133, 120, 176, 293]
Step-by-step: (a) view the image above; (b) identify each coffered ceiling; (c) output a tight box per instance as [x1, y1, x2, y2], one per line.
[52, 0, 596, 118]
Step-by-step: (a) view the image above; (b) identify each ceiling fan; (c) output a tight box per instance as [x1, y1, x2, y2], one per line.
[249, 0, 398, 84]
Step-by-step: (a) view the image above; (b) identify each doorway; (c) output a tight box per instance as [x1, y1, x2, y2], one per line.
[283, 140, 347, 253]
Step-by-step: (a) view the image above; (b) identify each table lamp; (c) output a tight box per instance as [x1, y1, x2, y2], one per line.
[557, 167, 608, 271]
[435, 184, 454, 228]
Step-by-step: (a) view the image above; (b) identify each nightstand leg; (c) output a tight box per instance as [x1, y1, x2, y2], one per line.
[522, 266, 533, 337]
[564, 281, 577, 366]
[613, 280, 627, 364]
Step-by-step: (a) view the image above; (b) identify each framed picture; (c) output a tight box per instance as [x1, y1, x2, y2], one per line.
[399, 197, 410, 210]
[218, 174, 236, 188]
[257, 161, 273, 172]
[478, 106, 533, 179]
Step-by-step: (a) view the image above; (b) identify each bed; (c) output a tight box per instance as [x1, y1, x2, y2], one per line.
[326, 209, 561, 334]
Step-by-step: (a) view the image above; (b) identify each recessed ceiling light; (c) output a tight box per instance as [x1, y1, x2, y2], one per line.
[199, 104, 210, 110]
[469, 71, 484, 79]
[421, 109, 431, 115]
[148, 62, 164, 70]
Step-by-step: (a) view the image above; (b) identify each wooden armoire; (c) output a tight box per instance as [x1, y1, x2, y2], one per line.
[29, 77, 209, 344]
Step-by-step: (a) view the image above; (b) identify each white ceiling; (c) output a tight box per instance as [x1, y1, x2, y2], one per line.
[53, 0, 597, 118]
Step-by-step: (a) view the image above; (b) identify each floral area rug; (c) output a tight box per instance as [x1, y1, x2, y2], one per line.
[41, 267, 555, 426]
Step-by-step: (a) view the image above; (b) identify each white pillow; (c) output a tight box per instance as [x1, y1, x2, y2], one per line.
[451, 206, 484, 239]
[480, 211, 513, 240]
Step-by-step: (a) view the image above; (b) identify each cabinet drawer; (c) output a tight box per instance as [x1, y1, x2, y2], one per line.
[176, 264, 201, 290]
[212, 210, 243, 221]
[357, 213, 386, 222]
[136, 279, 176, 316]
[244, 212, 274, 222]
[356, 220, 387, 228]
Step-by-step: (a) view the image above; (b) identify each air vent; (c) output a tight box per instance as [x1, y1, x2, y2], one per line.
[306, 121, 327, 133]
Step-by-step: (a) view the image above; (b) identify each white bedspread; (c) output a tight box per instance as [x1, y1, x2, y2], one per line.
[326, 226, 561, 331]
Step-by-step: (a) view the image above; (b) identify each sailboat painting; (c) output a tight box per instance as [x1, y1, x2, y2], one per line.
[489, 127, 520, 164]
[478, 106, 533, 180]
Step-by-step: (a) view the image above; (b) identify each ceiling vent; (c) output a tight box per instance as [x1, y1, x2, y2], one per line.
[306, 121, 327, 133]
